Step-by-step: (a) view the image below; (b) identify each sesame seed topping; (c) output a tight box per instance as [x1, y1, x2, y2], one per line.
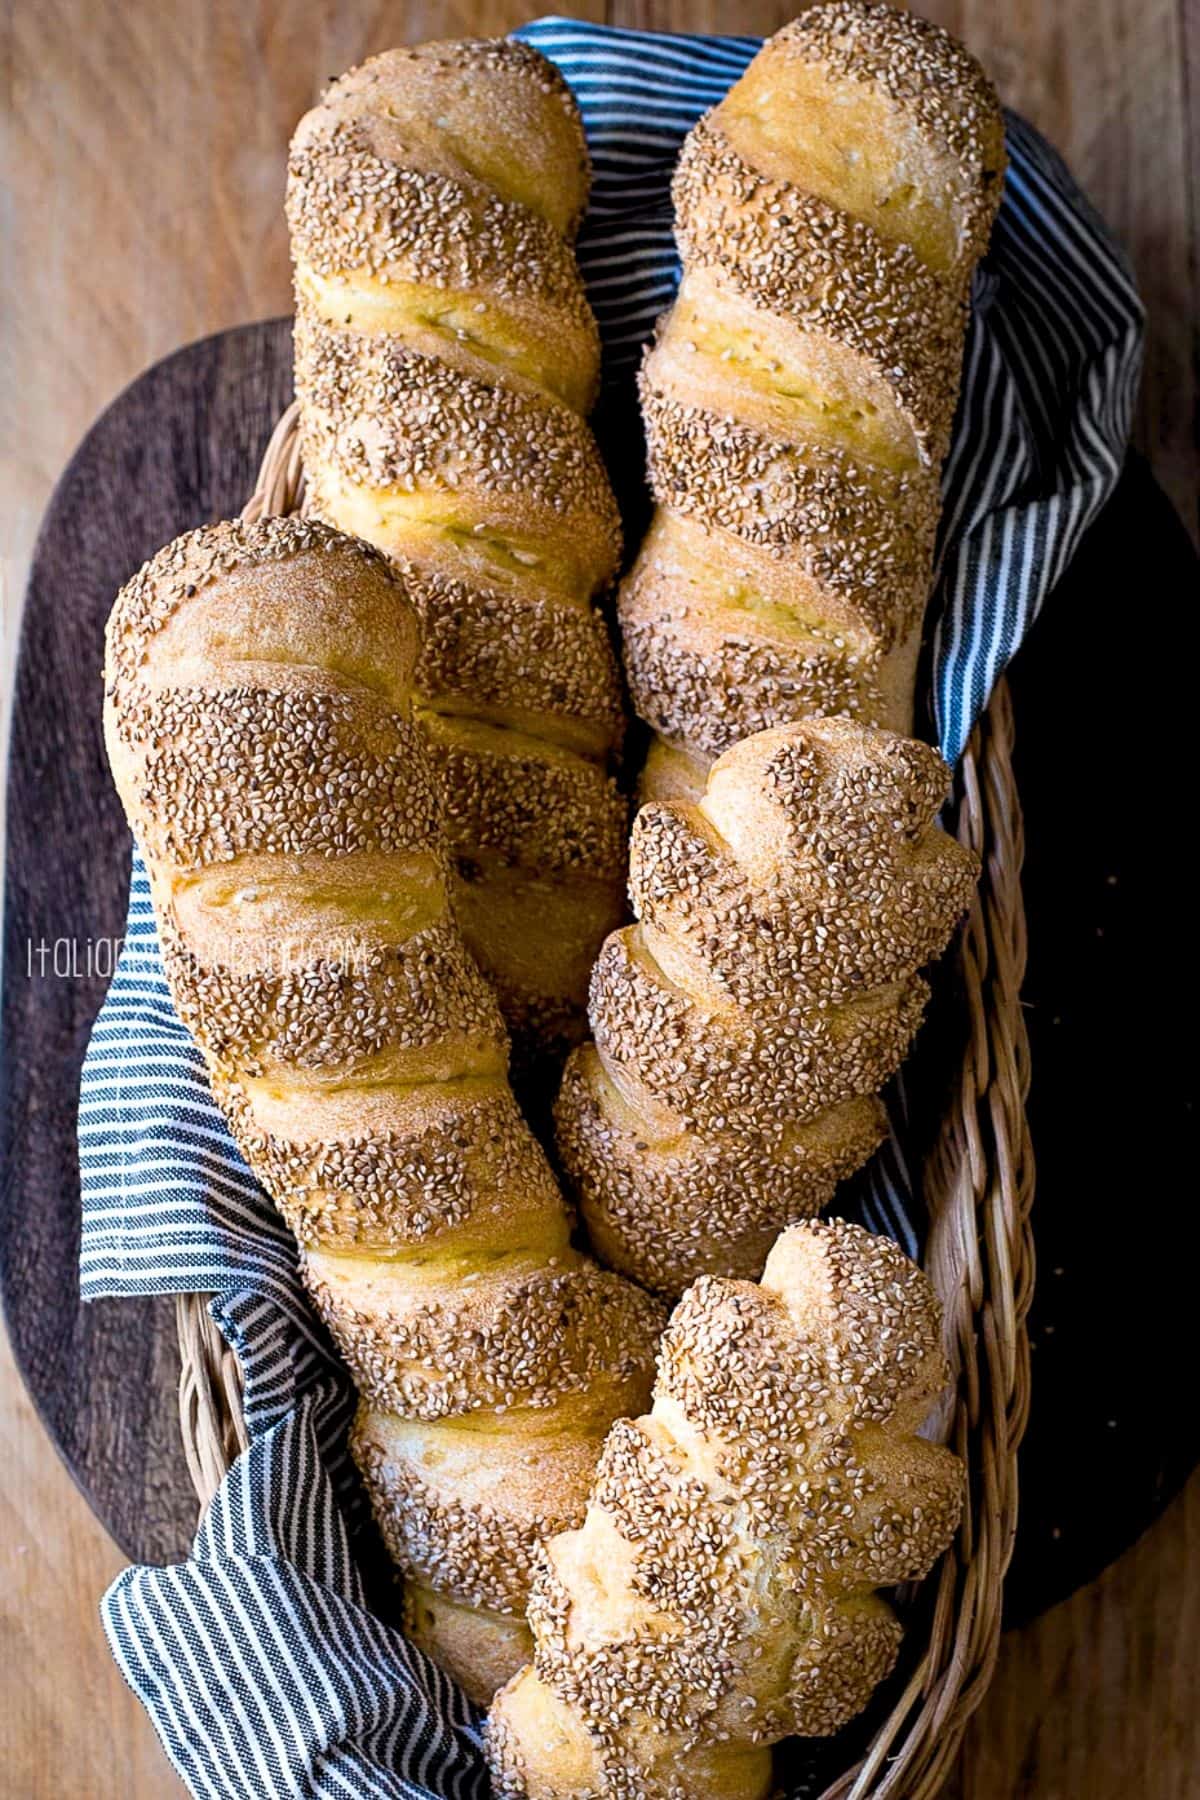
[287, 36, 628, 1048]
[488, 1219, 963, 1794]
[614, 0, 1004, 801]
[557, 715, 977, 1299]
[104, 514, 663, 1694]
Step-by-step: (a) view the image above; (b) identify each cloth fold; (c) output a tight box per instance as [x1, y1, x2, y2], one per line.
[78, 19, 1142, 1799]
[105, 1342, 486, 1800]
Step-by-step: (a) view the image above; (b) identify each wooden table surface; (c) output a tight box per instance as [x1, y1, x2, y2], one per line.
[1, 2, 1197, 1796]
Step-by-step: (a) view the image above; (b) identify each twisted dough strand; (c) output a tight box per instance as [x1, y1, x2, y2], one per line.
[617, 2, 1006, 801]
[488, 1219, 964, 1799]
[556, 717, 978, 1296]
[287, 37, 628, 1060]
[103, 518, 664, 1704]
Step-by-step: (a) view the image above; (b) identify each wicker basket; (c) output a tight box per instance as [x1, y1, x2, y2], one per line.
[176, 400, 1036, 1800]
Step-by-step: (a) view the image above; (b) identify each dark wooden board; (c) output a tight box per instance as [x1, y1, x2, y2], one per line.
[0, 320, 295, 1564]
[999, 452, 1200, 1623]
[2, 322, 1198, 1606]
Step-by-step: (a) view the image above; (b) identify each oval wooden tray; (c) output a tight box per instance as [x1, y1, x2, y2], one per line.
[1, 320, 293, 1561]
[2, 322, 1197, 1615]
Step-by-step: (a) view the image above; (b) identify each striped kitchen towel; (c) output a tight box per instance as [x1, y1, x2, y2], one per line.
[81, 18, 1143, 1800]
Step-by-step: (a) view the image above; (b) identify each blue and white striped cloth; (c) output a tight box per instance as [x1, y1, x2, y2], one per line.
[81, 19, 1142, 1800]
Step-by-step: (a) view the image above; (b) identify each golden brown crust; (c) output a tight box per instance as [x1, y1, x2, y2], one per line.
[615, 0, 1005, 781]
[110, 680, 442, 869]
[557, 716, 977, 1297]
[407, 1588, 535, 1713]
[424, 714, 628, 883]
[630, 721, 979, 1008]
[289, 38, 593, 249]
[104, 515, 403, 692]
[556, 1046, 887, 1296]
[161, 913, 506, 1076]
[672, 129, 966, 461]
[305, 1249, 664, 1425]
[588, 923, 930, 1134]
[763, 3, 1006, 269]
[286, 44, 594, 330]
[638, 373, 940, 647]
[618, 513, 891, 759]
[487, 1220, 964, 1796]
[103, 518, 663, 1704]
[288, 37, 627, 1054]
[450, 859, 629, 1058]
[295, 305, 621, 577]
[355, 1407, 615, 1615]
[214, 1075, 561, 1255]
[405, 560, 624, 756]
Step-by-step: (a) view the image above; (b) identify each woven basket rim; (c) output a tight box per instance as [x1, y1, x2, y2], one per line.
[176, 402, 1036, 1800]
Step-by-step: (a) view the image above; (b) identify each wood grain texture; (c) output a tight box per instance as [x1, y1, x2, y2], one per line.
[947, 1474, 1200, 1800]
[0, 1323, 171, 1797]
[1, 322, 297, 1570]
[0, 3, 1196, 1797]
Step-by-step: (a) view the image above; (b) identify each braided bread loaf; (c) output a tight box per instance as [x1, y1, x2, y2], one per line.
[619, 1, 1005, 804]
[287, 38, 627, 1061]
[488, 1218, 963, 1799]
[556, 717, 978, 1296]
[103, 518, 664, 1704]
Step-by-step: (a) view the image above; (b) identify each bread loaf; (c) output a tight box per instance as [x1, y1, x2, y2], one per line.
[488, 1218, 963, 1799]
[556, 717, 978, 1296]
[617, 1, 1005, 804]
[287, 38, 628, 1061]
[103, 517, 664, 1704]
